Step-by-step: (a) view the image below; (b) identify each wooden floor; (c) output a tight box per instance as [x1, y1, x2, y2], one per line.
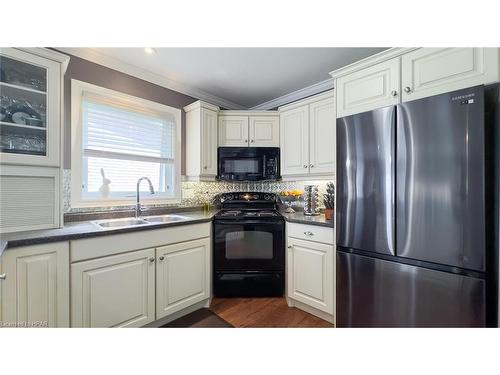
[210, 297, 333, 328]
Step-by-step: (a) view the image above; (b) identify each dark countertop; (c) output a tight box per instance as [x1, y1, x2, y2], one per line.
[281, 212, 334, 228]
[0, 211, 215, 256]
[1, 209, 333, 257]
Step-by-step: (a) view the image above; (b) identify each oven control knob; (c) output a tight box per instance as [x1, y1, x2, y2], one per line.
[264, 194, 271, 201]
[228, 195, 233, 200]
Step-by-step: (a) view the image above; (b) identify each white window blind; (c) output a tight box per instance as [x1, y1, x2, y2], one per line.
[81, 93, 177, 199]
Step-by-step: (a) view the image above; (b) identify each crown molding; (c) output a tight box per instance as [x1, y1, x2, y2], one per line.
[249, 78, 335, 110]
[56, 47, 247, 110]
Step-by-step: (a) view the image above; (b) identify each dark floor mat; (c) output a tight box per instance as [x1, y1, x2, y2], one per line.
[160, 308, 234, 328]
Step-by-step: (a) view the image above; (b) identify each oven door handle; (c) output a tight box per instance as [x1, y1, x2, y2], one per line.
[214, 219, 284, 226]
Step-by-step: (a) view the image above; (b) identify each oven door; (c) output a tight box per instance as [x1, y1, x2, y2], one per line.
[213, 219, 285, 271]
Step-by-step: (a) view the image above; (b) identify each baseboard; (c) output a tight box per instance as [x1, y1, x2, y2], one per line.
[288, 298, 334, 324]
[142, 298, 211, 327]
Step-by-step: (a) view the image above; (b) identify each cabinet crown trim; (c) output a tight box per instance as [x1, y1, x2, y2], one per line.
[278, 90, 334, 112]
[183, 100, 220, 113]
[329, 47, 418, 79]
[219, 110, 278, 116]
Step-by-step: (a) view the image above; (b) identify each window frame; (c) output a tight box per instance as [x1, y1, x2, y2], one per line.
[70, 79, 182, 208]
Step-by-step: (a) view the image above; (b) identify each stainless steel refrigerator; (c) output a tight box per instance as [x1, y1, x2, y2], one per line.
[336, 85, 499, 327]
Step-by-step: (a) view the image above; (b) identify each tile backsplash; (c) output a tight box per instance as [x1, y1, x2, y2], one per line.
[63, 169, 333, 213]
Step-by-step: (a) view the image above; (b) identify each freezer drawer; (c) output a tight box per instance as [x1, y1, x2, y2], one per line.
[336, 251, 486, 327]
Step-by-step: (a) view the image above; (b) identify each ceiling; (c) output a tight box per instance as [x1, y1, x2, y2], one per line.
[60, 47, 387, 109]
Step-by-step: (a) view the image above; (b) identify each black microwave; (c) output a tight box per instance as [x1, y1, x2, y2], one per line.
[217, 147, 280, 181]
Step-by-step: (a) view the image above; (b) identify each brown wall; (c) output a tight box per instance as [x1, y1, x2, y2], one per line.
[60, 52, 197, 172]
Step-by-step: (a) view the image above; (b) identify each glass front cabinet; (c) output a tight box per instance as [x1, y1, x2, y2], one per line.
[0, 48, 64, 166]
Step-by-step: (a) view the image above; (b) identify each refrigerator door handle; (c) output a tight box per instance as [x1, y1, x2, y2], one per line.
[396, 104, 409, 256]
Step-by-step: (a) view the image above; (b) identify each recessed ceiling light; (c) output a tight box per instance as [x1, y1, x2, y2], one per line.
[144, 47, 156, 55]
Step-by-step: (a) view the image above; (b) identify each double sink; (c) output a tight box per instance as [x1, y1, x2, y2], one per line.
[93, 214, 189, 229]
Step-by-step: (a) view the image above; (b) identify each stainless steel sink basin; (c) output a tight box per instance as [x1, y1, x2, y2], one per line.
[94, 218, 149, 228]
[143, 214, 189, 223]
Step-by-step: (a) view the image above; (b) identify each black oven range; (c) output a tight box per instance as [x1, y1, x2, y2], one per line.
[213, 192, 285, 297]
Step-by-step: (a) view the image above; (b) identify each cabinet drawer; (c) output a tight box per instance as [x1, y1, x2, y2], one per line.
[287, 222, 334, 244]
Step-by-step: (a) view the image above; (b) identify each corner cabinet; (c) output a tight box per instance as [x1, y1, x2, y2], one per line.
[279, 91, 335, 178]
[1, 242, 70, 327]
[218, 111, 279, 147]
[184, 100, 219, 180]
[286, 223, 334, 323]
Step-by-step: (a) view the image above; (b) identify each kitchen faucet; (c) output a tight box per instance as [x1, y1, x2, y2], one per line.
[136, 177, 155, 218]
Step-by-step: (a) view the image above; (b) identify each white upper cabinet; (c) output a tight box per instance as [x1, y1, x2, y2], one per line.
[336, 58, 400, 117]
[201, 107, 218, 176]
[280, 105, 310, 176]
[1, 242, 70, 327]
[184, 101, 219, 181]
[71, 247, 156, 328]
[156, 237, 210, 320]
[218, 115, 249, 146]
[218, 111, 279, 147]
[401, 47, 500, 102]
[0, 48, 68, 167]
[279, 91, 335, 178]
[309, 97, 336, 175]
[249, 115, 279, 147]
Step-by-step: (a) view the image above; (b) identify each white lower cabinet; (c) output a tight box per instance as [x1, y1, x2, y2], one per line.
[156, 238, 211, 319]
[1, 242, 70, 327]
[71, 248, 156, 328]
[286, 223, 334, 321]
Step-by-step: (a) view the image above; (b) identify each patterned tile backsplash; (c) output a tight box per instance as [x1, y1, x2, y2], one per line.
[63, 169, 333, 213]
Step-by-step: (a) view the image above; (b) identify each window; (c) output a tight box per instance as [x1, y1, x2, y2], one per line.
[71, 80, 181, 207]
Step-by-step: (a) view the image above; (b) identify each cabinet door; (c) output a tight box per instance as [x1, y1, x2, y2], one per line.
[249, 116, 279, 147]
[71, 248, 155, 328]
[280, 105, 310, 176]
[218, 115, 249, 146]
[309, 98, 336, 175]
[156, 238, 210, 319]
[336, 58, 400, 117]
[0, 48, 61, 167]
[401, 47, 500, 102]
[1, 242, 69, 327]
[201, 108, 218, 176]
[287, 237, 333, 314]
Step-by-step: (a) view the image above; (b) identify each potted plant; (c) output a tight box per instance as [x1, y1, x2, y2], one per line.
[323, 182, 335, 221]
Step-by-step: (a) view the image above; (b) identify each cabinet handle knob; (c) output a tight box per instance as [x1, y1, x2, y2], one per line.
[251, 139, 255, 143]
[391, 90, 398, 97]
[203, 166, 207, 169]
[310, 164, 314, 168]
[0, 273, 6, 280]
[404, 86, 412, 94]
[304, 231, 314, 236]
[287, 245, 292, 249]
[159, 256, 165, 261]
[149, 257, 155, 263]
[303, 165, 308, 168]
[245, 139, 248, 143]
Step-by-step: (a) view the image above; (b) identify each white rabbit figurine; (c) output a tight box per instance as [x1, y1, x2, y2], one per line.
[98, 168, 111, 199]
